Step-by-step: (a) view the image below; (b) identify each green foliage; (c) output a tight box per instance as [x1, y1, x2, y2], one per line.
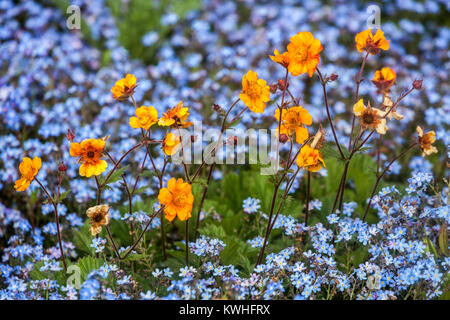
[99, 165, 129, 186]
[73, 220, 95, 256]
[106, 0, 201, 65]
[309, 152, 379, 222]
[29, 261, 67, 286]
[199, 223, 257, 276]
[75, 256, 104, 282]
[438, 223, 448, 256]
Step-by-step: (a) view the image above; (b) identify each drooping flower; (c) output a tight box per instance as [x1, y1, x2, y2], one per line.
[296, 145, 325, 172]
[158, 101, 193, 128]
[110, 74, 137, 100]
[353, 99, 388, 135]
[86, 205, 110, 236]
[70, 138, 108, 177]
[416, 126, 438, 157]
[14, 156, 41, 191]
[372, 67, 396, 92]
[158, 178, 194, 222]
[382, 93, 403, 121]
[129, 106, 158, 130]
[239, 70, 270, 113]
[286, 31, 322, 77]
[270, 49, 290, 68]
[163, 132, 181, 156]
[274, 106, 312, 144]
[355, 29, 389, 55]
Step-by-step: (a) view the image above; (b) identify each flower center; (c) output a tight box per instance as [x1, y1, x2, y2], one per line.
[295, 46, 308, 62]
[87, 150, 95, 158]
[247, 81, 262, 99]
[92, 212, 104, 223]
[366, 38, 381, 54]
[173, 193, 187, 207]
[362, 113, 375, 125]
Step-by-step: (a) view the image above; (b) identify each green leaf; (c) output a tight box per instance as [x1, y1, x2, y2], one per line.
[100, 165, 129, 185]
[73, 221, 95, 255]
[425, 237, 439, 258]
[121, 253, 146, 262]
[57, 189, 71, 202]
[438, 223, 448, 256]
[141, 169, 159, 178]
[192, 177, 208, 186]
[76, 256, 103, 282]
[357, 147, 372, 153]
[134, 185, 151, 194]
[321, 143, 342, 160]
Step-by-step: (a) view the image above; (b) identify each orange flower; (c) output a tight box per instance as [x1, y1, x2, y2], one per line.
[296, 144, 325, 172]
[353, 99, 388, 134]
[355, 29, 389, 55]
[286, 31, 322, 77]
[274, 106, 312, 144]
[86, 204, 110, 236]
[416, 126, 438, 157]
[162, 132, 181, 156]
[158, 101, 193, 128]
[239, 70, 270, 113]
[129, 106, 158, 130]
[14, 156, 41, 191]
[110, 74, 137, 100]
[70, 138, 108, 177]
[158, 178, 194, 222]
[270, 49, 290, 68]
[372, 67, 396, 92]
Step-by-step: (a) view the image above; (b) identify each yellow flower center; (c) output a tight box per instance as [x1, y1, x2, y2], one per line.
[294, 46, 308, 62]
[284, 111, 301, 129]
[173, 192, 187, 207]
[246, 81, 262, 99]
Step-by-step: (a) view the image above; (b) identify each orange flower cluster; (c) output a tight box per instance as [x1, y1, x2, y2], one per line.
[355, 29, 389, 55]
[271, 31, 323, 77]
[110, 74, 137, 100]
[14, 156, 41, 191]
[158, 178, 194, 222]
[239, 70, 271, 113]
[159, 101, 193, 128]
[274, 106, 312, 144]
[372, 67, 396, 92]
[129, 106, 158, 130]
[70, 138, 108, 177]
[296, 144, 325, 172]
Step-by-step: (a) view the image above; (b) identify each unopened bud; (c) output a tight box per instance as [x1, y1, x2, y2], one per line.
[66, 129, 75, 142]
[329, 73, 338, 81]
[58, 162, 68, 172]
[413, 79, 423, 90]
[269, 83, 278, 93]
[279, 134, 289, 144]
[213, 104, 223, 112]
[278, 79, 289, 91]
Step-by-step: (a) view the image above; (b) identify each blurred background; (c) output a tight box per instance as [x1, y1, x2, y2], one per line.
[0, 0, 448, 221]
